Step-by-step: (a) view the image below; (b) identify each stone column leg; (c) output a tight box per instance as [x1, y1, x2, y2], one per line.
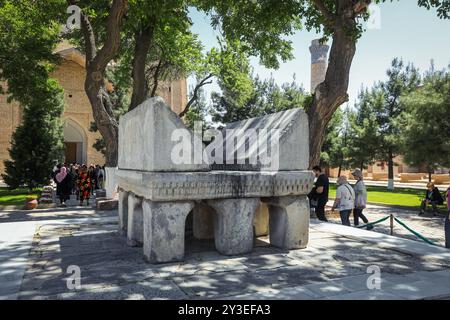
[193, 203, 215, 240]
[253, 202, 269, 237]
[142, 200, 194, 263]
[265, 195, 309, 249]
[118, 190, 129, 235]
[127, 194, 143, 247]
[207, 198, 259, 256]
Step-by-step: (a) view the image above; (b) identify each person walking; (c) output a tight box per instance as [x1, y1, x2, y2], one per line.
[78, 165, 92, 206]
[332, 176, 355, 226]
[308, 165, 329, 222]
[419, 182, 444, 216]
[54, 166, 72, 207]
[88, 165, 97, 195]
[97, 165, 105, 189]
[351, 169, 373, 230]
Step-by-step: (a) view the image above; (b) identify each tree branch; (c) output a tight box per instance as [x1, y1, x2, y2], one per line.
[353, 0, 371, 16]
[179, 74, 214, 118]
[150, 59, 164, 97]
[92, 0, 128, 72]
[311, 0, 337, 27]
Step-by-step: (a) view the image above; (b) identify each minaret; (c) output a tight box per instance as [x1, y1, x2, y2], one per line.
[309, 39, 329, 92]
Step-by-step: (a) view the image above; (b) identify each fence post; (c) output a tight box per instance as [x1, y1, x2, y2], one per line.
[390, 214, 394, 236]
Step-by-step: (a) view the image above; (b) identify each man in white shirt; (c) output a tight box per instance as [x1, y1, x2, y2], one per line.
[332, 176, 355, 226]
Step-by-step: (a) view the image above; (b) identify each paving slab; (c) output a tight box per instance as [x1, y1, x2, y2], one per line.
[1, 207, 450, 300]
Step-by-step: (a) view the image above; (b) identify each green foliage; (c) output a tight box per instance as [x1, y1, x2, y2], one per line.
[2, 77, 65, 189]
[400, 66, 450, 172]
[0, 0, 65, 189]
[347, 59, 421, 172]
[320, 107, 345, 168]
[345, 87, 383, 170]
[211, 70, 310, 124]
[184, 84, 209, 130]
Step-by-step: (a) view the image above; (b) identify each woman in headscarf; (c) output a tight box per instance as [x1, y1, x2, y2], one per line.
[54, 166, 72, 207]
[332, 176, 355, 226]
[77, 165, 92, 206]
[351, 169, 373, 230]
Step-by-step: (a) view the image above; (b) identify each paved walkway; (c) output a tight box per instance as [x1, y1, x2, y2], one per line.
[0, 207, 114, 299]
[325, 202, 447, 247]
[0, 206, 449, 300]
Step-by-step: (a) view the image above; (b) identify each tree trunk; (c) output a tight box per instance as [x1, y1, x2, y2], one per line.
[75, 0, 128, 166]
[84, 79, 119, 167]
[130, 20, 156, 111]
[338, 165, 342, 177]
[307, 28, 356, 168]
[387, 150, 394, 191]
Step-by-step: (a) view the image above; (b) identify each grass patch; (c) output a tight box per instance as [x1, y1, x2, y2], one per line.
[0, 187, 42, 206]
[328, 184, 446, 208]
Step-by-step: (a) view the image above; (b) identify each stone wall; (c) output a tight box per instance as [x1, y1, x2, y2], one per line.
[52, 60, 105, 166]
[0, 84, 22, 174]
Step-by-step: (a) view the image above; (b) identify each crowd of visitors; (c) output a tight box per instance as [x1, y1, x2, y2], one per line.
[52, 163, 105, 207]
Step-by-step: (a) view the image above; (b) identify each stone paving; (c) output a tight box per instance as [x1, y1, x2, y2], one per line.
[4, 207, 448, 300]
[326, 203, 447, 247]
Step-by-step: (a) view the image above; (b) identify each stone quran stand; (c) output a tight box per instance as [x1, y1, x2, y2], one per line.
[117, 97, 314, 263]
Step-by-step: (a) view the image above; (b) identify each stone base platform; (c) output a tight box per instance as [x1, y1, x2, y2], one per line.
[117, 169, 314, 263]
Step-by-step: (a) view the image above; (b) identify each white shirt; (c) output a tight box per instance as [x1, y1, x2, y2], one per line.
[336, 183, 356, 211]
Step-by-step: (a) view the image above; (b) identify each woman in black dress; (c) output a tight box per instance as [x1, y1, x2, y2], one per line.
[54, 166, 73, 207]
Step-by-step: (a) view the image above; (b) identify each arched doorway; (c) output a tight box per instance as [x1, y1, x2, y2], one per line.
[63, 118, 87, 164]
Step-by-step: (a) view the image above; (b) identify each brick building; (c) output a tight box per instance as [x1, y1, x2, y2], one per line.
[0, 44, 187, 174]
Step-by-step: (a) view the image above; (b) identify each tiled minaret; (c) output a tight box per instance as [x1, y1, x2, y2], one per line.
[309, 39, 330, 92]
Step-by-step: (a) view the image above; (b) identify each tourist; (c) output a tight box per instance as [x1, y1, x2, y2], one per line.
[72, 165, 80, 200]
[54, 166, 72, 207]
[445, 186, 450, 249]
[419, 182, 444, 216]
[96, 165, 105, 190]
[88, 165, 96, 195]
[308, 165, 329, 222]
[332, 176, 355, 226]
[351, 169, 373, 230]
[78, 165, 92, 206]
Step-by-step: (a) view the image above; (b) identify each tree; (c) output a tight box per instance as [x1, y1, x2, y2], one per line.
[400, 67, 450, 181]
[184, 82, 209, 130]
[346, 87, 381, 171]
[320, 107, 344, 169]
[200, 0, 449, 167]
[211, 71, 310, 124]
[375, 58, 420, 189]
[5, 0, 448, 170]
[0, 0, 65, 189]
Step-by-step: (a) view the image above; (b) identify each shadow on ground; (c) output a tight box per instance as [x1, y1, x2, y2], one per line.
[16, 217, 450, 300]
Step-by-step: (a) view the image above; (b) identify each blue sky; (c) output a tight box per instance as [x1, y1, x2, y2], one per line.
[188, 1, 450, 106]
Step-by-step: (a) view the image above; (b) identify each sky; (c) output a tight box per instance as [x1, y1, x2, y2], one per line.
[187, 1, 450, 107]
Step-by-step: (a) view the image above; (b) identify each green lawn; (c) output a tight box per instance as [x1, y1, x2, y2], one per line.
[328, 184, 445, 208]
[0, 187, 42, 206]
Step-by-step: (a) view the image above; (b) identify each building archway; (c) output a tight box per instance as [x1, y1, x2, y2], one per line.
[63, 118, 87, 164]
